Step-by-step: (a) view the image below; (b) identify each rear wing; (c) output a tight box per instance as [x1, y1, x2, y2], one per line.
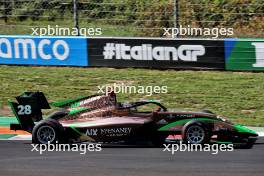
[8, 91, 117, 132]
[9, 92, 50, 132]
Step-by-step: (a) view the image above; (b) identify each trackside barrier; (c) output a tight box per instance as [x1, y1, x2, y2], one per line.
[1, 35, 263, 71]
[225, 38, 264, 71]
[0, 35, 88, 66]
[87, 38, 225, 70]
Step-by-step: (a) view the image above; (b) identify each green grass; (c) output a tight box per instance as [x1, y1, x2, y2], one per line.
[0, 19, 138, 37]
[0, 65, 264, 126]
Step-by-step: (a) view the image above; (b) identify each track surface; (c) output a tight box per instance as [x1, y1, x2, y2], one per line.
[0, 138, 264, 176]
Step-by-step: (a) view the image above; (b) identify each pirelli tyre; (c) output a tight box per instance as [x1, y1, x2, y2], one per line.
[32, 119, 64, 144]
[243, 138, 256, 149]
[182, 121, 211, 144]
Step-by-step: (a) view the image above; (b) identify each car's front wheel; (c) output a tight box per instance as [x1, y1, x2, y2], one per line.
[182, 121, 211, 144]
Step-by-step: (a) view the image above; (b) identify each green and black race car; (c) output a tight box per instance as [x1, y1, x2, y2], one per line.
[9, 92, 258, 148]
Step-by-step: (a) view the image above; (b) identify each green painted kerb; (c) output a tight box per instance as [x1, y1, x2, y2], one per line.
[0, 116, 18, 127]
[0, 134, 16, 139]
[158, 118, 219, 131]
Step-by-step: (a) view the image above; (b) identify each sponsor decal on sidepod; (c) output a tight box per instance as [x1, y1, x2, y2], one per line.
[86, 128, 132, 137]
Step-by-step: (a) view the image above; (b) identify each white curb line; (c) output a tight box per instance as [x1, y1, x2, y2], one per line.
[8, 135, 31, 140]
[247, 127, 264, 137]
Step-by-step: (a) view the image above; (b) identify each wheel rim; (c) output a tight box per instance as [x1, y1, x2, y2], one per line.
[186, 125, 205, 144]
[37, 125, 56, 144]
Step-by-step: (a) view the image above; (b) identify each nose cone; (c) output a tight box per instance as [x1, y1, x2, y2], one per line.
[234, 124, 258, 136]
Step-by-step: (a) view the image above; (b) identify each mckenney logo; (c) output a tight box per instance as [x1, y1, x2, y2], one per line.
[103, 43, 205, 61]
[86, 128, 132, 137]
[0, 38, 69, 60]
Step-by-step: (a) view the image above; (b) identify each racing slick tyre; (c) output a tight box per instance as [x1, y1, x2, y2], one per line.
[241, 138, 256, 149]
[32, 119, 64, 144]
[182, 121, 211, 144]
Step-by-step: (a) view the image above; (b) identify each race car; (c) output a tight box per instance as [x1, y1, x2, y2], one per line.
[8, 92, 258, 148]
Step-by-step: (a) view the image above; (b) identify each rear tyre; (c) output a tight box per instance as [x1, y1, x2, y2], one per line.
[182, 121, 211, 144]
[32, 119, 64, 144]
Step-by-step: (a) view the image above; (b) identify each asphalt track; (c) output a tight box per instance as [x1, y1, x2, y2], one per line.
[0, 138, 264, 176]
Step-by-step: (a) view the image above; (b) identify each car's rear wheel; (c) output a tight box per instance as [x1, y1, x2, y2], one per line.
[32, 119, 64, 144]
[182, 121, 211, 144]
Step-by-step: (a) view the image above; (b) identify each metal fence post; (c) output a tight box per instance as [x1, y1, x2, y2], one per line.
[174, 0, 179, 38]
[4, 1, 12, 23]
[73, 0, 79, 36]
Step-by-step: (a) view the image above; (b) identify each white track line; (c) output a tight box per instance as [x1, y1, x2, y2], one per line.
[8, 135, 31, 140]
[247, 127, 264, 137]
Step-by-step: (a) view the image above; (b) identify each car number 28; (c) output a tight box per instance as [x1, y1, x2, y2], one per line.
[17, 105, 32, 115]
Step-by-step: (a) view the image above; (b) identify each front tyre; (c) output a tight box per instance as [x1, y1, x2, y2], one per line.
[182, 121, 211, 144]
[32, 119, 64, 144]
[240, 138, 257, 149]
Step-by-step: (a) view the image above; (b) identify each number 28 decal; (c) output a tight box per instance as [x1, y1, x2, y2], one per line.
[17, 105, 32, 115]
